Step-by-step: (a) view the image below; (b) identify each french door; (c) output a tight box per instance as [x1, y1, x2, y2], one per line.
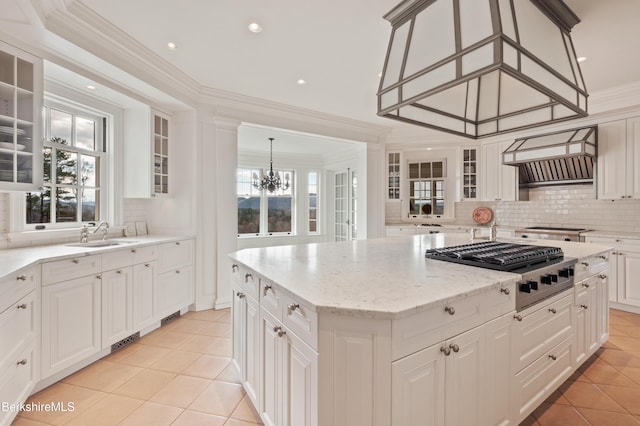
[334, 169, 357, 242]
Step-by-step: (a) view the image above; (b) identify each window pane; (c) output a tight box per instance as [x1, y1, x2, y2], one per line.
[56, 150, 77, 184]
[82, 188, 98, 221]
[43, 147, 52, 184]
[432, 161, 443, 177]
[81, 155, 98, 186]
[238, 196, 260, 234]
[76, 117, 95, 150]
[26, 190, 51, 224]
[56, 188, 77, 222]
[409, 163, 419, 179]
[268, 196, 291, 233]
[50, 109, 72, 144]
[309, 221, 317, 232]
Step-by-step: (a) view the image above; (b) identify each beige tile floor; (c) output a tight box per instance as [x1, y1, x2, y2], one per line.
[11, 308, 640, 425]
[12, 308, 263, 426]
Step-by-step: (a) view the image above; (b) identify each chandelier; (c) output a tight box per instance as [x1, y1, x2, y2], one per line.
[377, 0, 588, 139]
[253, 138, 290, 193]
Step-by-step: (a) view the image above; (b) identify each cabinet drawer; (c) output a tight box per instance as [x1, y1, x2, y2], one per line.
[392, 291, 487, 360]
[0, 265, 37, 313]
[260, 277, 285, 321]
[575, 253, 610, 281]
[515, 337, 573, 422]
[159, 239, 193, 272]
[0, 292, 35, 371]
[102, 249, 133, 271]
[42, 255, 101, 285]
[0, 343, 36, 426]
[512, 293, 573, 372]
[132, 245, 158, 264]
[281, 293, 318, 351]
[231, 263, 259, 301]
[586, 236, 640, 252]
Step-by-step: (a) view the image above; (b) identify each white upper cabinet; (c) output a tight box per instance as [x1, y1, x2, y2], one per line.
[0, 41, 43, 191]
[124, 106, 170, 198]
[597, 118, 640, 200]
[481, 141, 516, 202]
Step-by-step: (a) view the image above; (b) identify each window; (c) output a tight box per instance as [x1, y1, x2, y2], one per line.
[408, 161, 445, 217]
[308, 172, 318, 233]
[462, 148, 478, 199]
[387, 152, 400, 199]
[25, 102, 105, 227]
[237, 167, 294, 236]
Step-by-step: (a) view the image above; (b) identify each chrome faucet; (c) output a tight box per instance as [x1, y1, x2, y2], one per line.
[80, 221, 110, 243]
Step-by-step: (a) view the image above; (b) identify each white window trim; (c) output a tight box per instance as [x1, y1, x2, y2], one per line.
[308, 170, 320, 234]
[402, 155, 455, 222]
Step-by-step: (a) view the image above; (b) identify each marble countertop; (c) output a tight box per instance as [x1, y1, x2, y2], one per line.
[0, 235, 193, 280]
[581, 230, 640, 240]
[230, 235, 613, 319]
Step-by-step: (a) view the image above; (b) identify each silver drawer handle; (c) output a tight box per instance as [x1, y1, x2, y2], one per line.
[598, 274, 607, 280]
[131, 249, 137, 253]
[440, 346, 451, 356]
[232, 264, 238, 272]
[597, 255, 607, 260]
[17, 304, 27, 310]
[16, 275, 27, 281]
[236, 292, 245, 299]
[444, 306, 455, 315]
[500, 288, 510, 295]
[144, 264, 150, 267]
[245, 273, 252, 282]
[16, 359, 27, 366]
[175, 242, 181, 245]
[175, 270, 181, 274]
[581, 304, 588, 310]
[582, 283, 590, 288]
[513, 314, 523, 322]
[96, 275, 102, 279]
[581, 262, 589, 267]
[548, 354, 557, 361]
[287, 303, 300, 315]
[72, 259, 80, 264]
[449, 343, 460, 353]
[263, 284, 273, 296]
[117, 270, 123, 274]
[549, 308, 557, 314]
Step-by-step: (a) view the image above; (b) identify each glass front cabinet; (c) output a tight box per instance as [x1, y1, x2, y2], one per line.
[0, 41, 43, 191]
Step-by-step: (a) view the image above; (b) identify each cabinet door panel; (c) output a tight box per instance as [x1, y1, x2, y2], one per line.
[259, 310, 280, 426]
[483, 314, 514, 426]
[231, 285, 245, 374]
[392, 343, 445, 426]
[620, 251, 640, 307]
[133, 261, 157, 330]
[626, 117, 640, 198]
[597, 120, 627, 199]
[284, 331, 318, 426]
[102, 268, 134, 348]
[245, 295, 260, 406]
[41, 276, 101, 378]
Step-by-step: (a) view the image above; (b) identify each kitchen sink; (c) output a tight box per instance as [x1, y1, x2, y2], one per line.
[66, 240, 138, 248]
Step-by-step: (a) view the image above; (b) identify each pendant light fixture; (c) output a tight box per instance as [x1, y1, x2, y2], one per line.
[377, 0, 588, 139]
[253, 138, 290, 193]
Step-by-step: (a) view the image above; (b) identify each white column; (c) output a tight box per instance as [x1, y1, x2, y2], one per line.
[196, 116, 240, 310]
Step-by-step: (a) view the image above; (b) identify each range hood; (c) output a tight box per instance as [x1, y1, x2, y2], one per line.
[502, 126, 597, 186]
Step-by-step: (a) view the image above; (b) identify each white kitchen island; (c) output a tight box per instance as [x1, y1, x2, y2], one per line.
[229, 234, 612, 426]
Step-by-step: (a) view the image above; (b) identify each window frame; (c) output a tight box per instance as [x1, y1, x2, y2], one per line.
[236, 166, 296, 237]
[24, 99, 107, 230]
[406, 158, 449, 220]
[308, 171, 319, 234]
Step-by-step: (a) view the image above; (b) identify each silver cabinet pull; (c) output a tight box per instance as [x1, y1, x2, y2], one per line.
[548, 308, 557, 314]
[500, 288, 510, 295]
[245, 273, 252, 283]
[96, 275, 102, 280]
[236, 292, 245, 299]
[597, 255, 607, 260]
[444, 306, 455, 315]
[449, 343, 460, 353]
[273, 326, 286, 337]
[581, 262, 589, 267]
[131, 249, 137, 254]
[116, 270, 123, 274]
[144, 264, 150, 268]
[582, 283, 590, 288]
[581, 304, 588, 310]
[16, 275, 27, 281]
[175, 270, 181, 274]
[17, 304, 27, 309]
[513, 314, 523, 322]
[72, 259, 80, 264]
[277, 329, 286, 337]
[598, 274, 607, 279]
[440, 346, 451, 356]
[548, 354, 557, 361]
[175, 241, 181, 245]
[16, 359, 27, 366]
[287, 303, 300, 315]
[263, 284, 272, 296]
[232, 264, 238, 272]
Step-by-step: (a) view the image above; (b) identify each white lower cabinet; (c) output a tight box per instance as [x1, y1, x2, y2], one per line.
[158, 266, 193, 318]
[41, 275, 101, 378]
[575, 274, 606, 365]
[392, 312, 513, 426]
[133, 261, 157, 331]
[101, 267, 134, 348]
[259, 307, 317, 426]
[231, 283, 260, 407]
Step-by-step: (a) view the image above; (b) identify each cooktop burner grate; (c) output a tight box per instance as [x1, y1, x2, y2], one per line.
[425, 241, 564, 271]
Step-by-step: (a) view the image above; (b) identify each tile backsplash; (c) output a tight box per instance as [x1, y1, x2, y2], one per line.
[454, 186, 640, 233]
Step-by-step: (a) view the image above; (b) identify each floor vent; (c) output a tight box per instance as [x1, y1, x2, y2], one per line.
[161, 311, 181, 326]
[110, 331, 140, 353]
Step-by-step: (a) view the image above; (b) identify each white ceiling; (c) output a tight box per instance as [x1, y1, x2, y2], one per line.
[2, 0, 640, 153]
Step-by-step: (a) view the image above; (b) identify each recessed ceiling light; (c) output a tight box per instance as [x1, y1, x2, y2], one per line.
[577, 56, 587, 63]
[167, 42, 177, 51]
[296, 79, 307, 85]
[248, 22, 262, 33]
[86, 85, 96, 90]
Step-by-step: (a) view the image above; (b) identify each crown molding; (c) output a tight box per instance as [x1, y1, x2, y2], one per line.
[34, 0, 201, 107]
[589, 80, 640, 115]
